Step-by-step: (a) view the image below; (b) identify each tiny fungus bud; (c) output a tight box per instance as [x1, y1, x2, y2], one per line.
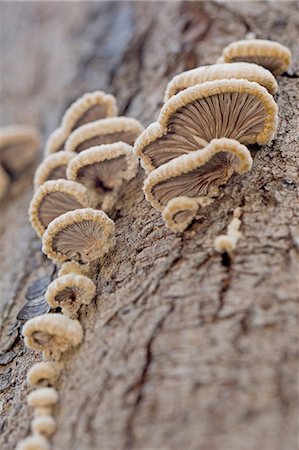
[34, 151, 76, 189]
[22, 313, 83, 359]
[58, 261, 90, 277]
[29, 179, 97, 238]
[0, 164, 10, 200]
[31, 415, 56, 438]
[218, 39, 292, 75]
[0, 125, 40, 176]
[27, 387, 59, 408]
[15, 434, 50, 450]
[27, 362, 60, 387]
[66, 142, 139, 211]
[214, 208, 242, 254]
[65, 117, 144, 153]
[164, 62, 278, 101]
[45, 273, 96, 318]
[42, 208, 115, 264]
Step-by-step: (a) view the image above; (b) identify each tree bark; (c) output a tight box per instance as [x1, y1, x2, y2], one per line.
[0, 2, 298, 450]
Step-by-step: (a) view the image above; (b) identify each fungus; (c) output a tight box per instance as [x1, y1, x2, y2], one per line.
[45, 91, 118, 155]
[66, 143, 139, 210]
[27, 362, 60, 386]
[27, 387, 59, 408]
[31, 416, 56, 438]
[42, 208, 115, 264]
[162, 196, 202, 233]
[33, 407, 53, 418]
[29, 179, 97, 238]
[0, 164, 10, 200]
[16, 435, 50, 450]
[58, 261, 90, 277]
[22, 313, 83, 359]
[218, 39, 292, 75]
[65, 117, 144, 153]
[144, 138, 252, 213]
[164, 62, 278, 101]
[214, 208, 242, 254]
[45, 274, 96, 318]
[135, 79, 277, 173]
[34, 151, 76, 189]
[0, 125, 40, 176]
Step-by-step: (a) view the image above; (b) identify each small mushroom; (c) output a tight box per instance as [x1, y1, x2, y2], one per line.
[214, 208, 242, 254]
[27, 362, 60, 386]
[135, 79, 277, 174]
[42, 208, 115, 264]
[33, 407, 53, 418]
[217, 39, 292, 75]
[31, 416, 56, 438]
[34, 151, 76, 189]
[0, 164, 10, 200]
[45, 273, 96, 318]
[31, 416, 56, 439]
[45, 91, 118, 155]
[0, 125, 40, 176]
[144, 138, 253, 214]
[58, 261, 90, 277]
[162, 196, 202, 233]
[16, 435, 50, 450]
[27, 387, 59, 408]
[66, 143, 139, 210]
[29, 179, 97, 238]
[164, 62, 278, 101]
[22, 313, 83, 359]
[65, 117, 144, 153]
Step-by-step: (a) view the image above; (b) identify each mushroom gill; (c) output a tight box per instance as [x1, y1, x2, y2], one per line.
[65, 117, 144, 153]
[34, 151, 76, 189]
[42, 208, 115, 264]
[144, 138, 253, 212]
[135, 79, 277, 173]
[164, 62, 278, 101]
[218, 39, 292, 75]
[29, 180, 96, 238]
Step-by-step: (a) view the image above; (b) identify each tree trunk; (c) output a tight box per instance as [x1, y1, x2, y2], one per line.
[0, 2, 298, 450]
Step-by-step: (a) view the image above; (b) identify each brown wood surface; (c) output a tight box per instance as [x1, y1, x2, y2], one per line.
[0, 2, 298, 450]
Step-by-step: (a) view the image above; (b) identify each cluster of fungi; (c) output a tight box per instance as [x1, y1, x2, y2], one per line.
[16, 38, 292, 450]
[135, 39, 291, 236]
[17, 92, 143, 450]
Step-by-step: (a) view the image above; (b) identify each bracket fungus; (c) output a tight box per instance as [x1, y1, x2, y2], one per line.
[0, 125, 40, 176]
[135, 79, 277, 174]
[16, 434, 50, 450]
[45, 273, 96, 317]
[65, 117, 144, 153]
[164, 62, 278, 101]
[27, 387, 59, 408]
[22, 313, 83, 359]
[29, 179, 97, 238]
[162, 196, 201, 233]
[66, 142, 139, 210]
[58, 260, 90, 277]
[34, 151, 76, 189]
[27, 362, 60, 387]
[42, 208, 115, 264]
[144, 138, 252, 220]
[45, 91, 118, 155]
[0, 164, 10, 200]
[218, 39, 292, 75]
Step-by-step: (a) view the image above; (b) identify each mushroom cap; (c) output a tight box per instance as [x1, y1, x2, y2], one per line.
[27, 362, 60, 386]
[0, 164, 10, 200]
[34, 151, 76, 189]
[15, 434, 50, 450]
[65, 117, 144, 153]
[164, 62, 278, 101]
[45, 273, 96, 317]
[31, 415, 56, 438]
[144, 138, 253, 212]
[42, 208, 115, 264]
[135, 79, 277, 173]
[162, 196, 200, 232]
[0, 125, 40, 175]
[58, 261, 90, 277]
[214, 235, 236, 254]
[22, 313, 83, 358]
[44, 91, 118, 155]
[218, 39, 292, 75]
[29, 179, 97, 238]
[27, 387, 59, 408]
[66, 142, 139, 210]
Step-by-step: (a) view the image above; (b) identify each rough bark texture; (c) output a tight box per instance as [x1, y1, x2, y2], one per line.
[0, 2, 298, 450]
